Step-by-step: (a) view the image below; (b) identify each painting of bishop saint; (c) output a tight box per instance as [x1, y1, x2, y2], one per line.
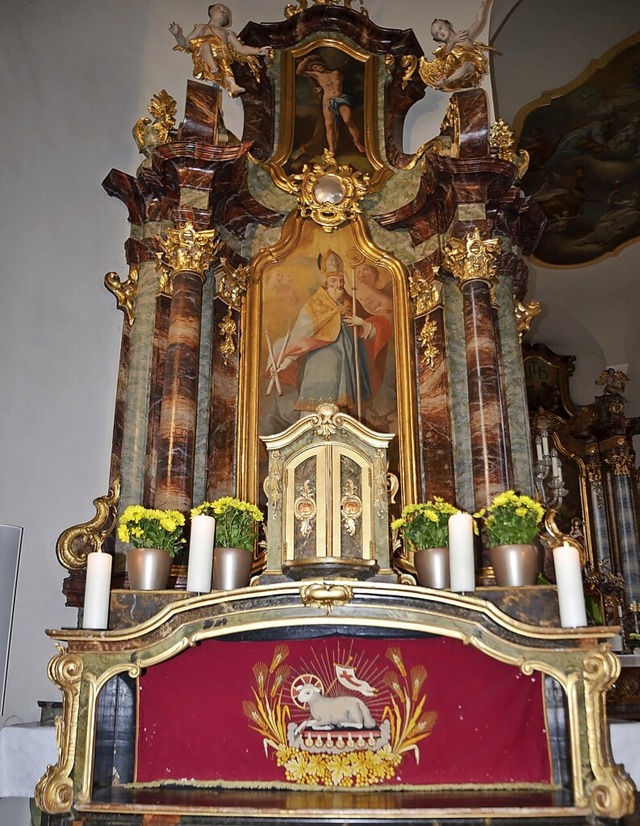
[259, 230, 396, 440]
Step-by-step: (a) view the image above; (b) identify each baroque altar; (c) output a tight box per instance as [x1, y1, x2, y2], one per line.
[37, 1, 635, 824]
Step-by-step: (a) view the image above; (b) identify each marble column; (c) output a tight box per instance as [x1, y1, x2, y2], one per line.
[602, 438, 640, 603]
[584, 443, 612, 568]
[444, 228, 511, 509]
[154, 222, 219, 511]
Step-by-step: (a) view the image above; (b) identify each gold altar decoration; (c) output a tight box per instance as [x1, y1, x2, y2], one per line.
[218, 305, 237, 365]
[261, 403, 396, 581]
[489, 119, 530, 179]
[38, 583, 634, 818]
[104, 266, 139, 326]
[444, 227, 502, 286]
[155, 221, 220, 285]
[285, 0, 368, 18]
[409, 268, 441, 317]
[216, 257, 250, 309]
[34, 648, 84, 815]
[242, 212, 419, 510]
[515, 298, 541, 338]
[418, 318, 439, 370]
[278, 150, 371, 232]
[132, 90, 176, 162]
[56, 479, 120, 570]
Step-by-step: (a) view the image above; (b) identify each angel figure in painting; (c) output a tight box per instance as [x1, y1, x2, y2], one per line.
[169, 4, 270, 97]
[418, 0, 493, 91]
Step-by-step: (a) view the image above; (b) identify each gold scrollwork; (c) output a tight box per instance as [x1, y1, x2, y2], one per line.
[409, 268, 441, 316]
[218, 305, 237, 365]
[515, 299, 541, 339]
[104, 266, 139, 326]
[400, 54, 418, 88]
[418, 318, 440, 370]
[341, 479, 362, 535]
[299, 581, 354, 613]
[444, 227, 502, 287]
[279, 150, 371, 232]
[56, 479, 120, 570]
[583, 651, 636, 819]
[541, 508, 586, 566]
[263, 450, 283, 515]
[489, 119, 530, 179]
[216, 257, 250, 309]
[34, 649, 83, 814]
[285, 0, 368, 17]
[314, 402, 340, 437]
[132, 90, 177, 162]
[604, 449, 633, 477]
[155, 221, 220, 285]
[294, 480, 317, 537]
[373, 449, 388, 518]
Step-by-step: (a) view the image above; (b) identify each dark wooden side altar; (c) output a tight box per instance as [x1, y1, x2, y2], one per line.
[38, 3, 635, 824]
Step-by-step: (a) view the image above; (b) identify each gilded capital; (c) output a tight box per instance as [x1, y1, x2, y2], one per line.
[444, 228, 502, 288]
[155, 221, 220, 284]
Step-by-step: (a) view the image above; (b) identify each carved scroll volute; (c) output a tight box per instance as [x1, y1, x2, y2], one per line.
[582, 651, 636, 819]
[56, 479, 120, 569]
[34, 648, 83, 814]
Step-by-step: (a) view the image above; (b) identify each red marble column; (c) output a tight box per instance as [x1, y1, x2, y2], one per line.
[154, 223, 218, 511]
[445, 228, 511, 510]
[461, 278, 510, 506]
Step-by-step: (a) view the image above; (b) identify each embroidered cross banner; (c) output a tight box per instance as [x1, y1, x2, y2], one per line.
[135, 635, 552, 789]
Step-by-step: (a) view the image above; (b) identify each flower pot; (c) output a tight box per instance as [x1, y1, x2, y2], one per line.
[414, 547, 450, 589]
[489, 544, 538, 587]
[126, 547, 173, 590]
[212, 547, 253, 591]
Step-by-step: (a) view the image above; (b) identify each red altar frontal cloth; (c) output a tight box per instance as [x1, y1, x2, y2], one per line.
[135, 635, 552, 788]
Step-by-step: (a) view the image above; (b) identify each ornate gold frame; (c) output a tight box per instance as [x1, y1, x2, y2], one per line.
[237, 211, 419, 509]
[265, 37, 390, 192]
[36, 584, 634, 819]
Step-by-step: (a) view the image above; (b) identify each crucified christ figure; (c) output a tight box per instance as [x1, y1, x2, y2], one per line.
[296, 54, 365, 155]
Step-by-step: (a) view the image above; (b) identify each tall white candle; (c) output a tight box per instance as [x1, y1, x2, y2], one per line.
[553, 541, 587, 627]
[448, 512, 475, 592]
[83, 550, 112, 630]
[187, 514, 216, 592]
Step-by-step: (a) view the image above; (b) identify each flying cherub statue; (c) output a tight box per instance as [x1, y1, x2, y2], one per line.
[169, 4, 270, 97]
[418, 0, 493, 91]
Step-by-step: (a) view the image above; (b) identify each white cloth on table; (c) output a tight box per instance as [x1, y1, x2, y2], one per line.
[610, 718, 640, 786]
[0, 723, 57, 798]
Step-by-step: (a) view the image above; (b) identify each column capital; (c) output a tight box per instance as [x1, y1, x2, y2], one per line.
[155, 221, 220, 285]
[444, 227, 502, 288]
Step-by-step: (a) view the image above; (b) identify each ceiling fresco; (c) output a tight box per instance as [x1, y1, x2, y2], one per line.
[515, 33, 640, 267]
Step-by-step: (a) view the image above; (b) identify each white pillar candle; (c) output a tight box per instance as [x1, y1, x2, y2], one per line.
[83, 550, 112, 630]
[553, 541, 588, 627]
[186, 514, 216, 592]
[448, 512, 476, 592]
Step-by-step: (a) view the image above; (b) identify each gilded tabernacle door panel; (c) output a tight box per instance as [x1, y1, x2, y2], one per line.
[240, 214, 418, 512]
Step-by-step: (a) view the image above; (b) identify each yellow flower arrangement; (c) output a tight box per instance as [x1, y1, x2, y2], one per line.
[117, 505, 185, 557]
[390, 497, 459, 550]
[191, 497, 263, 551]
[475, 490, 545, 547]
